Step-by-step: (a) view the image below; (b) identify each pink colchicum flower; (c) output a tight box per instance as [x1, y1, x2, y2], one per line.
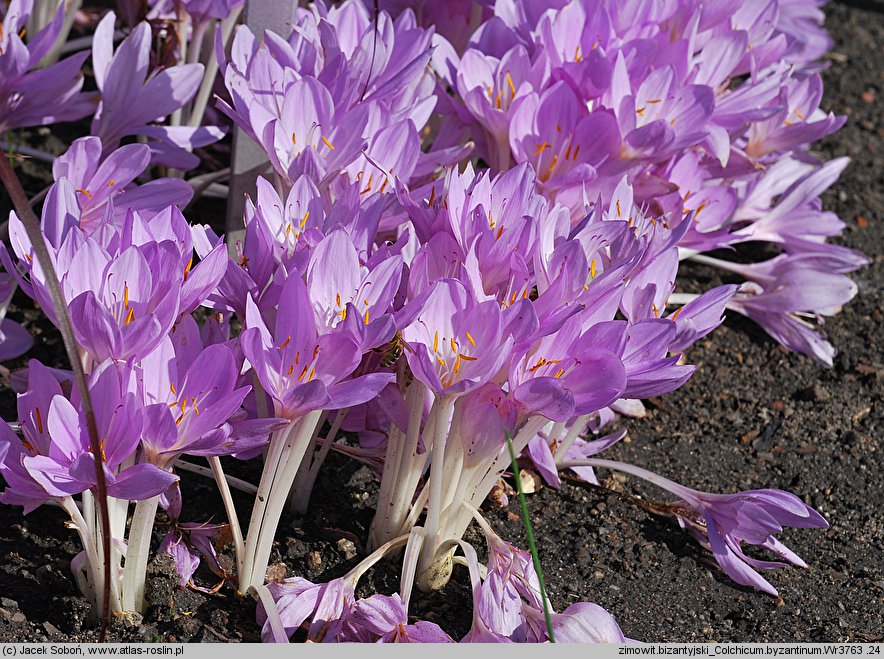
[0, 0, 95, 131]
[559, 458, 828, 597]
[91, 11, 224, 169]
[241, 272, 393, 419]
[0, 360, 177, 512]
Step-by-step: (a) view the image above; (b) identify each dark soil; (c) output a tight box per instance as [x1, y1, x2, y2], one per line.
[0, 1, 881, 644]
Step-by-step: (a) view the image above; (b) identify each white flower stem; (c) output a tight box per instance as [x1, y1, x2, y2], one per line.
[288, 408, 349, 514]
[174, 458, 257, 494]
[368, 380, 427, 550]
[415, 396, 456, 587]
[188, 5, 243, 129]
[239, 420, 297, 591]
[120, 496, 160, 613]
[554, 413, 592, 463]
[344, 533, 410, 585]
[240, 410, 323, 593]
[41, 0, 84, 66]
[448, 415, 548, 543]
[60, 496, 100, 611]
[208, 456, 245, 579]
[557, 458, 694, 501]
[251, 584, 288, 643]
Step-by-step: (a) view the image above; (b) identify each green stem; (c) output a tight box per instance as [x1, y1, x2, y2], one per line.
[505, 430, 555, 643]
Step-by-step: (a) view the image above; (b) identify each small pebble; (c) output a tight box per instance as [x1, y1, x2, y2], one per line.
[336, 539, 357, 560]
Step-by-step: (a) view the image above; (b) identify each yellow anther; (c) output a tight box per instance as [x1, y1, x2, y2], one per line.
[76, 186, 93, 197]
[125, 307, 135, 326]
[671, 306, 683, 321]
[496, 226, 504, 240]
[574, 45, 582, 62]
[616, 200, 622, 217]
[428, 186, 436, 206]
[170, 383, 177, 395]
[287, 363, 295, 376]
[321, 135, 335, 150]
[279, 336, 292, 350]
[364, 309, 370, 324]
[292, 132, 297, 145]
[465, 332, 475, 347]
[636, 106, 646, 116]
[297, 364, 310, 381]
[652, 303, 660, 318]
[647, 99, 662, 104]
[336, 292, 342, 307]
[339, 308, 347, 321]
[433, 331, 439, 353]
[565, 144, 573, 160]
[193, 400, 200, 415]
[107, 179, 115, 187]
[295, 351, 300, 365]
[436, 357, 446, 367]
[450, 337, 457, 352]
[361, 173, 374, 195]
[453, 354, 462, 374]
[184, 256, 193, 282]
[547, 154, 558, 174]
[534, 141, 551, 155]
[123, 284, 130, 309]
[300, 210, 310, 228]
[308, 366, 316, 381]
[459, 354, 477, 361]
[506, 72, 516, 97]
[554, 368, 566, 379]
[590, 258, 597, 279]
[573, 144, 580, 159]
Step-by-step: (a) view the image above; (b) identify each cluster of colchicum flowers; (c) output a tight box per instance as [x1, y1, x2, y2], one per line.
[0, 0, 857, 643]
